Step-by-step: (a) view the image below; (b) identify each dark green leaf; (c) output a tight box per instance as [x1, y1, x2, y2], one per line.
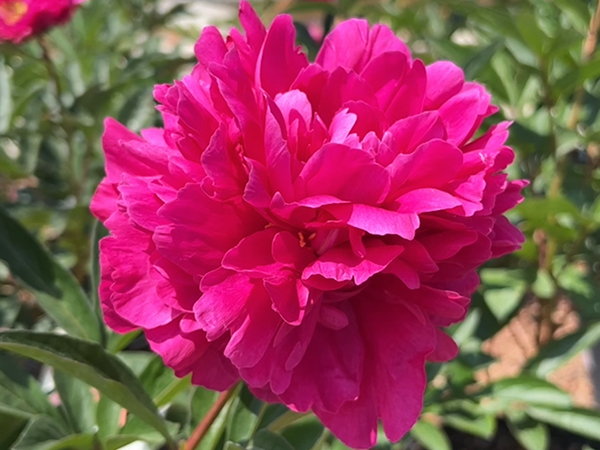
[506, 410, 549, 450]
[0, 408, 28, 450]
[32, 261, 102, 342]
[0, 208, 100, 341]
[0, 354, 65, 427]
[53, 371, 96, 433]
[525, 322, 600, 376]
[12, 416, 95, 450]
[464, 40, 504, 80]
[0, 331, 175, 447]
[251, 429, 295, 450]
[139, 356, 190, 407]
[281, 417, 324, 450]
[0, 207, 60, 297]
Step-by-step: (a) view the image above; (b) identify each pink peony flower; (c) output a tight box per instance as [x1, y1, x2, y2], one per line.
[92, 2, 525, 447]
[0, 0, 83, 43]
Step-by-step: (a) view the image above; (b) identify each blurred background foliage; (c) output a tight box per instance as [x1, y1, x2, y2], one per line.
[1, 0, 600, 449]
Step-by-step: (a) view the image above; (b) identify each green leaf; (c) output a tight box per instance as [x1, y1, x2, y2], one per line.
[464, 40, 504, 80]
[190, 387, 219, 426]
[506, 411, 549, 450]
[107, 330, 140, 354]
[0, 207, 60, 297]
[32, 260, 102, 342]
[12, 416, 97, 450]
[0, 57, 12, 134]
[516, 13, 547, 56]
[0, 207, 101, 341]
[281, 417, 324, 450]
[551, 0, 590, 31]
[190, 387, 231, 450]
[138, 356, 190, 407]
[0, 408, 28, 450]
[526, 406, 600, 441]
[410, 420, 451, 450]
[251, 429, 295, 450]
[103, 436, 138, 450]
[0, 354, 66, 427]
[226, 386, 262, 443]
[0, 331, 175, 447]
[442, 401, 496, 439]
[525, 322, 600, 376]
[481, 269, 528, 323]
[96, 394, 122, 440]
[118, 415, 180, 446]
[53, 371, 96, 433]
[557, 265, 600, 320]
[490, 376, 572, 409]
[532, 269, 556, 299]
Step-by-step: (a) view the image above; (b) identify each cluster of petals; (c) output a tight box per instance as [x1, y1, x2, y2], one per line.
[0, 0, 83, 43]
[92, 2, 525, 448]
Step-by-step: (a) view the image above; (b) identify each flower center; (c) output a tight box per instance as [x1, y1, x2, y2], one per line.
[0, 0, 28, 26]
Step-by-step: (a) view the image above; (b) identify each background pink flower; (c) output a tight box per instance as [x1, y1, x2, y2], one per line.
[0, 0, 83, 43]
[92, 2, 525, 448]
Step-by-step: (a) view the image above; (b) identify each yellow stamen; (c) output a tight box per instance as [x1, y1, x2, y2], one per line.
[0, 0, 28, 26]
[298, 232, 307, 248]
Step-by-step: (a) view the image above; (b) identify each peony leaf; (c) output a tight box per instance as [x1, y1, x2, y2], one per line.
[0, 353, 66, 427]
[525, 323, 600, 376]
[0, 207, 60, 297]
[53, 371, 97, 434]
[96, 394, 122, 440]
[526, 406, 600, 442]
[280, 417, 324, 450]
[505, 410, 549, 450]
[490, 376, 572, 409]
[251, 429, 295, 450]
[190, 387, 232, 450]
[138, 356, 191, 407]
[226, 386, 262, 443]
[0, 208, 101, 342]
[13, 417, 97, 450]
[0, 331, 176, 448]
[410, 420, 451, 450]
[0, 408, 28, 450]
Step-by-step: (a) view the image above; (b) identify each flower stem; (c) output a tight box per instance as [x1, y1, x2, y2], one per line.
[184, 385, 238, 450]
[37, 36, 64, 115]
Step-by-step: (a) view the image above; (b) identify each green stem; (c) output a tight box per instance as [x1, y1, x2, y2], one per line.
[37, 37, 64, 116]
[267, 410, 308, 433]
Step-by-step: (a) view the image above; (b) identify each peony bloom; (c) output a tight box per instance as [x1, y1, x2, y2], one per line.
[92, 2, 525, 448]
[0, 0, 83, 43]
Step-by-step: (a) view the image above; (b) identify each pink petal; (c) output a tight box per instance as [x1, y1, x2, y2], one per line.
[424, 61, 465, 110]
[326, 203, 419, 240]
[258, 14, 308, 97]
[316, 20, 411, 73]
[303, 240, 403, 286]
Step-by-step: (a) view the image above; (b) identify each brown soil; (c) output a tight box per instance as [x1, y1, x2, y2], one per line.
[477, 298, 596, 408]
